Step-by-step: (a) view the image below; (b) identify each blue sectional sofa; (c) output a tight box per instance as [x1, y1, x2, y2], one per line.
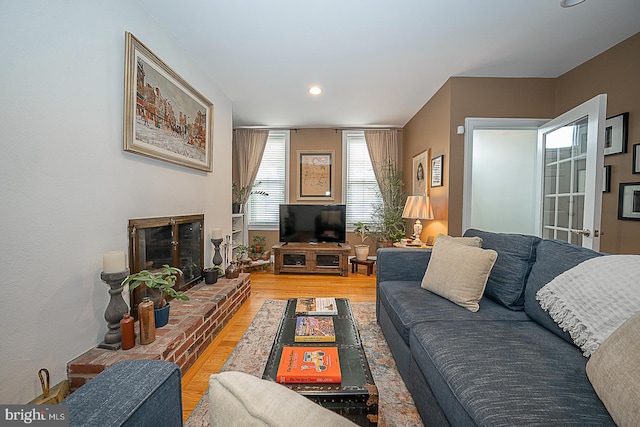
[376, 229, 615, 426]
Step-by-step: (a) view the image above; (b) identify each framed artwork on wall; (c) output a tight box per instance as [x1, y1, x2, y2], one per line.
[618, 182, 640, 220]
[412, 149, 428, 195]
[603, 112, 629, 156]
[297, 150, 334, 200]
[431, 155, 443, 188]
[633, 144, 640, 174]
[123, 32, 214, 172]
[603, 165, 611, 193]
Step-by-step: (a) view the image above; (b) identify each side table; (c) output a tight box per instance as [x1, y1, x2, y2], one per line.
[349, 256, 376, 276]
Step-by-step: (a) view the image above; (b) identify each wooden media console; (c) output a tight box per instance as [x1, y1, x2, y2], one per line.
[272, 242, 351, 276]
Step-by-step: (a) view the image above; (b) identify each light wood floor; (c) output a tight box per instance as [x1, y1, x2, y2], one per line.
[180, 268, 377, 421]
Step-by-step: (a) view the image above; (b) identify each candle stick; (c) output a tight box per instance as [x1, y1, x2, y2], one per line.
[212, 228, 223, 240]
[103, 251, 126, 274]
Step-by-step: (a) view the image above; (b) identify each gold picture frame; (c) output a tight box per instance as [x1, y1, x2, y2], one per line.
[123, 32, 214, 172]
[297, 150, 335, 200]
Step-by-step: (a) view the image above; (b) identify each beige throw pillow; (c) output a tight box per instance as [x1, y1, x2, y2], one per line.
[436, 233, 483, 248]
[421, 235, 497, 312]
[586, 311, 640, 427]
[209, 371, 358, 427]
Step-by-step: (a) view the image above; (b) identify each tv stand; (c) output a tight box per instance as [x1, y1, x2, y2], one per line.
[273, 242, 351, 276]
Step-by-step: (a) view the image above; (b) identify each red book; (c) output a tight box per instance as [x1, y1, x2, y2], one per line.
[276, 346, 342, 384]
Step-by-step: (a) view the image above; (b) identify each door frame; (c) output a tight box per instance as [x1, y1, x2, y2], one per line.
[462, 118, 548, 233]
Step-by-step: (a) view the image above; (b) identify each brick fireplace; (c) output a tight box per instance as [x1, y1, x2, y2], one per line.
[68, 273, 250, 390]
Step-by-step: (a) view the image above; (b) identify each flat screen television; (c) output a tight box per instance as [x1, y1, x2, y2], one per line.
[279, 204, 346, 243]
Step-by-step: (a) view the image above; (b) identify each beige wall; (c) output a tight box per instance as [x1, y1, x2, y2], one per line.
[402, 32, 640, 253]
[555, 32, 640, 254]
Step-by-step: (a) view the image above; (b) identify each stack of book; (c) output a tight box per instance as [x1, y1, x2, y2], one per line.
[276, 297, 342, 384]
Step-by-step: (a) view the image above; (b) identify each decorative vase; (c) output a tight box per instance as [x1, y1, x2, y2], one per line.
[203, 269, 218, 284]
[355, 245, 370, 261]
[138, 297, 155, 345]
[232, 203, 242, 214]
[154, 303, 170, 328]
[225, 263, 240, 279]
[120, 313, 135, 350]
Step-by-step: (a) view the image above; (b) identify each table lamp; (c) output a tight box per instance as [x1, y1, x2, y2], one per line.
[402, 195, 434, 245]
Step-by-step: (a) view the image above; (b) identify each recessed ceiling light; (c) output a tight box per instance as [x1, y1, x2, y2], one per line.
[560, 0, 586, 7]
[308, 86, 322, 95]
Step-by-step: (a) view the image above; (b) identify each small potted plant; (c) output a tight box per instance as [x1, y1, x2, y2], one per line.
[232, 182, 268, 214]
[202, 265, 225, 285]
[252, 235, 267, 254]
[122, 265, 189, 328]
[353, 222, 371, 261]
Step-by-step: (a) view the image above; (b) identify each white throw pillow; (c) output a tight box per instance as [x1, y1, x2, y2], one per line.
[209, 371, 358, 427]
[421, 235, 497, 312]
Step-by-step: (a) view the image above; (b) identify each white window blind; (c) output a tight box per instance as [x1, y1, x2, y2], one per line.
[344, 131, 381, 227]
[247, 130, 289, 229]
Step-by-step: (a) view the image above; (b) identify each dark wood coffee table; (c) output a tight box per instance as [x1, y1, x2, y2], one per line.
[262, 298, 378, 426]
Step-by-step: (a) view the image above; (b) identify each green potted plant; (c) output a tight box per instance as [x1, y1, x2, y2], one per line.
[122, 265, 189, 327]
[252, 235, 267, 253]
[202, 265, 225, 285]
[369, 159, 407, 247]
[232, 182, 268, 213]
[353, 222, 370, 261]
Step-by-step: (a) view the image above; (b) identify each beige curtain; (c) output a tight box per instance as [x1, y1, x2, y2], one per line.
[364, 129, 400, 186]
[233, 129, 269, 204]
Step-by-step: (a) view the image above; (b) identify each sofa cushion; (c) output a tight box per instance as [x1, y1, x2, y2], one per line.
[209, 371, 357, 427]
[537, 255, 640, 356]
[524, 239, 603, 344]
[410, 321, 615, 427]
[586, 311, 640, 427]
[463, 229, 540, 310]
[63, 360, 183, 427]
[378, 280, 529, 346]
[421, 235, 497, 312]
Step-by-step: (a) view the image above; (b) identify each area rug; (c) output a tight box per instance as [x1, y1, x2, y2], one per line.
[185, 300, 423, 426]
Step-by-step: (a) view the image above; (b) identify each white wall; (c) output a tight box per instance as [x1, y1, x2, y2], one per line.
[470, 129, 538, 234]
[0, 1, 233, 403]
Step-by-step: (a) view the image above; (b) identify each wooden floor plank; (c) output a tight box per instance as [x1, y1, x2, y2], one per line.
[181, 268, 376, 421]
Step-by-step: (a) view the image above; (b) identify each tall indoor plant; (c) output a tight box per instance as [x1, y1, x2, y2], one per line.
[122, 265, 189, 327]
[370, 159, 407, 247]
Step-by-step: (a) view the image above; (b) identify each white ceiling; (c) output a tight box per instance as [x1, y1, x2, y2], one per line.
[136, 0, 640, 128]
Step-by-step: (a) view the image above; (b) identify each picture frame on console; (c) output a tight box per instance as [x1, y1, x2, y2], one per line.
[412, 149, 428, 195]
[123, 32, 214, 172]
[603, 112, 628, 156]
[618, 182, 640, 221]
[297, 150, 335, 200]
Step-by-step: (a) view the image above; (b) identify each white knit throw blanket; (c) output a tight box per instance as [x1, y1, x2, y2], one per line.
[536, 255, 640, 357]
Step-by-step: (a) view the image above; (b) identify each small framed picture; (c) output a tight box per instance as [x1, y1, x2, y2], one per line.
[412, 149, 428, 195]
[603, 112, 629, 156]
[618, 182, 640, 221]
[603, 165, 611, 193]
[633, 144, 640, 174]
[431, 155, 443, 188]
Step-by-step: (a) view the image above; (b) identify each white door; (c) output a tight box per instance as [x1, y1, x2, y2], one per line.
[535, 94, 607, 250]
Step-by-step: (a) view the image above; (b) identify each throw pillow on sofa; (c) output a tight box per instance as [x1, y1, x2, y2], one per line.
[209, 371, 357, 427]
[421, 234, 497, 312]
[586, 310, 640, 427]
[536, 255, 640, 357]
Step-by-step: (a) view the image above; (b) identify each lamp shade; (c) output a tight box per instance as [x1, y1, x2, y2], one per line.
[402, 195, 434, 220]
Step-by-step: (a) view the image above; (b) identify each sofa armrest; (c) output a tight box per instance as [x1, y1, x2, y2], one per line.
[376, 247, 432, 284]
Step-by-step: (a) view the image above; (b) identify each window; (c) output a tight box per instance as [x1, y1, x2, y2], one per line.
[247, 130, 289, 229]
[343, 131, 382, 228]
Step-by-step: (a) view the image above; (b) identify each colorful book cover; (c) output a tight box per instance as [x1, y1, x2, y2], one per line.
[295, 297, 338, 316]
[294, 316, 336, 342]
[276, 346, 342, 384]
